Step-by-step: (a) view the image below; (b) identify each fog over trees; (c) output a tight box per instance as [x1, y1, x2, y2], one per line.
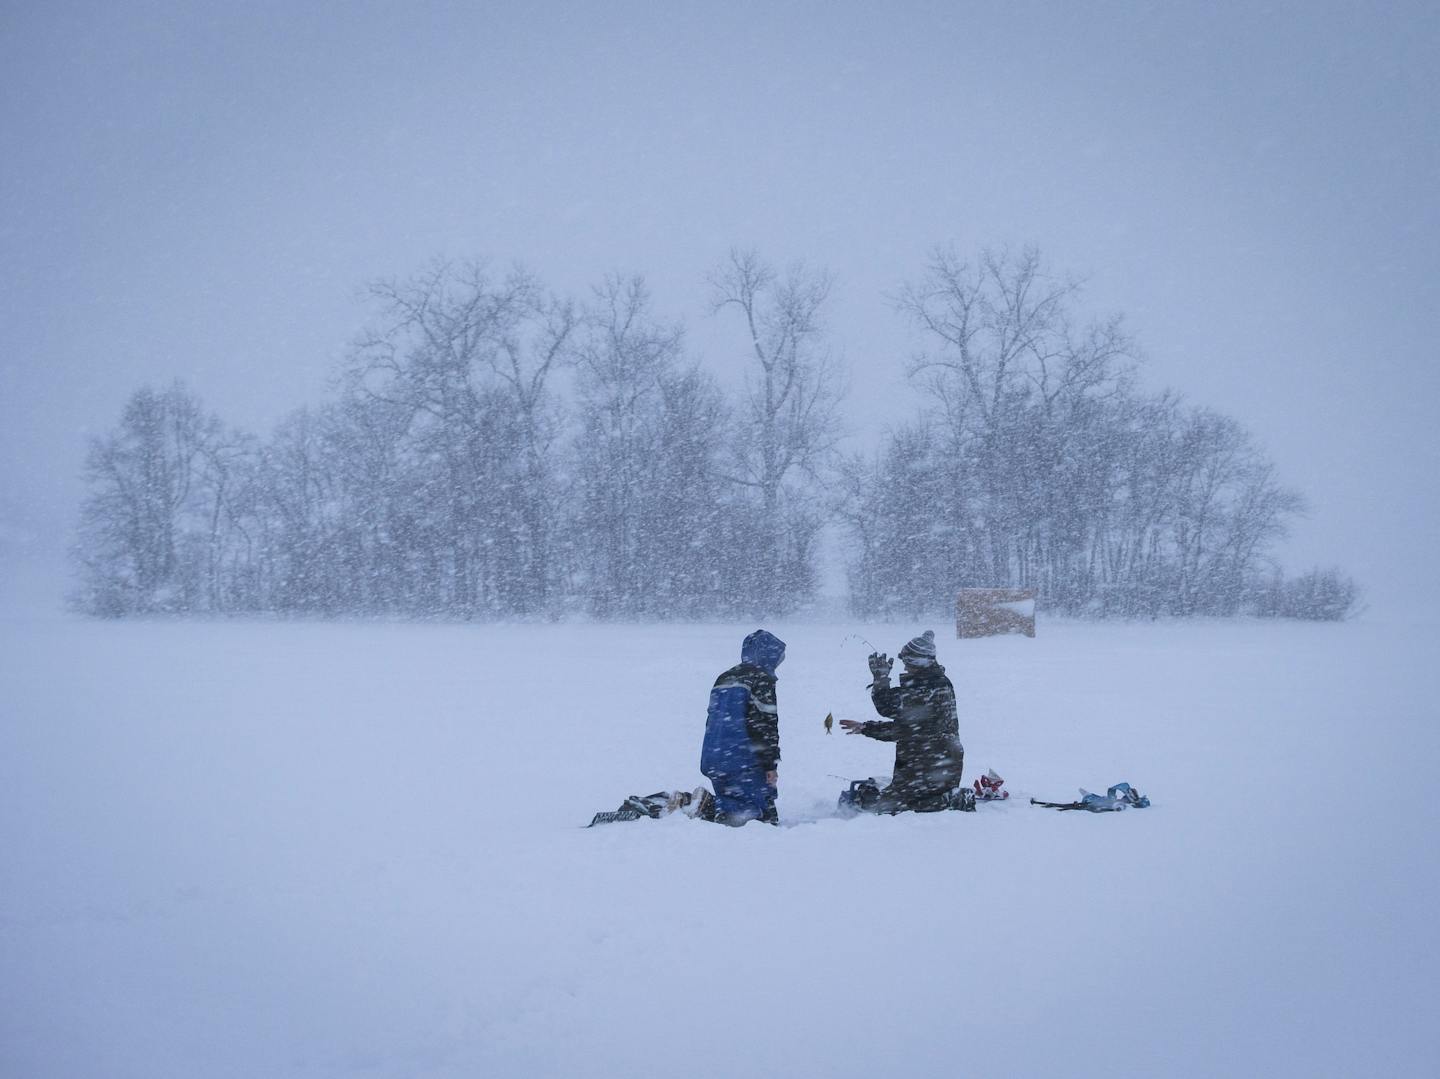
[72, 247, 1358, 621]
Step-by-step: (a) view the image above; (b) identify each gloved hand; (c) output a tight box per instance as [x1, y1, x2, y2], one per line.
[867, 652, 893, 682]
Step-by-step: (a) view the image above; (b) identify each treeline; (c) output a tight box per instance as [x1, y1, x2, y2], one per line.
[71, 247, 1359, 621]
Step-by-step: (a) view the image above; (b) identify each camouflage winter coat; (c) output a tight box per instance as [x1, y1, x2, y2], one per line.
[859, 663, 964, 810]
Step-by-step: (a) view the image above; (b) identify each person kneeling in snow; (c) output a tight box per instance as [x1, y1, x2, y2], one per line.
[839, 630, 965, 813]
[699, 629, 785, 826]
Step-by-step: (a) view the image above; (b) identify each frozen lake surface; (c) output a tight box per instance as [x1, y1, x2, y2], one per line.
[2, 613, 1436, 1078]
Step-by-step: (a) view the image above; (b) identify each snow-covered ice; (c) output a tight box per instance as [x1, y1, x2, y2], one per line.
[2, 612, 1436, 1077]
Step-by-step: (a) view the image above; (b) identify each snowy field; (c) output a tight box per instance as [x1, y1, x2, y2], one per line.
[2, 610, 1437, 1078]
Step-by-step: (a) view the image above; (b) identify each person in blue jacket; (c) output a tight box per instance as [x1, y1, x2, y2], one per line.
[700, 629, 785, 826]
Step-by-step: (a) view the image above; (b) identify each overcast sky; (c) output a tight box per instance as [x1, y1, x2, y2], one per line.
[3, 0, 1436, 611]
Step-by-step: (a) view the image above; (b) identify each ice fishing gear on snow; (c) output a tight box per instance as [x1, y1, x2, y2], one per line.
[838, 777, 883, 813]
[941, 787, 977, 811]
[690, 786, 716, 821]
[837, 777, 976, 815]
[974, 768, 1009, 801]
[587, 788, 713, 827]
[1030, 782, 1150, 812]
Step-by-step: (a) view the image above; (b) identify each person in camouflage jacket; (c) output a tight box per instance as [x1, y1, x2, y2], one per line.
[840, 630, 964, 812]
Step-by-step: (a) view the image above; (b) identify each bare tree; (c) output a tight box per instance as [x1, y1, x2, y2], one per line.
[1168, 409, 1304, 615]
[897, 246, 1135, 586]
[345, 260, 578, 615]
[573, 274, 685, 615]
[709, 249, 845, 610]
[834, 245, 1318, 619]
[73, 382, 222, 613]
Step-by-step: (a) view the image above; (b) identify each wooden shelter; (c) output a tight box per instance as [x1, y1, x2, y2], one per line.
[955, 588, 1037, 638]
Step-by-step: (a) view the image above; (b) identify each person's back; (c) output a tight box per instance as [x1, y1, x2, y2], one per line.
[700, 629, 784, 825]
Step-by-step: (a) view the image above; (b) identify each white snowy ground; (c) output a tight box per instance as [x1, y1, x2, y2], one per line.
[2, 611, 1436, 1079]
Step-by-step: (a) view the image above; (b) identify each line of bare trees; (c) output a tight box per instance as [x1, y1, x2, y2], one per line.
[71, 247, 1359, 620]
[839, 248, 1357, 618]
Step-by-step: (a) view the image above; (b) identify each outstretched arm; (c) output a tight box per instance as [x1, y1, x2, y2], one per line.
[838, 718, 901, 741]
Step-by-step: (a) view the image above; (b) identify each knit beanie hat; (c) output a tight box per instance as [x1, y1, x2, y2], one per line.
[898, 629, 937, 666]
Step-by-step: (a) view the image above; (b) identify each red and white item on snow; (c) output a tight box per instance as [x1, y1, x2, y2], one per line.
[974, 769, 1009, 801]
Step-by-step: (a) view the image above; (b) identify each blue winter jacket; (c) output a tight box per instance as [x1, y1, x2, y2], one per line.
[700, 630, 785, 781]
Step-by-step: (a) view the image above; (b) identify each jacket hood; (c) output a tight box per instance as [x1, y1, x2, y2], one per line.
[741, 629, 786, 674]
